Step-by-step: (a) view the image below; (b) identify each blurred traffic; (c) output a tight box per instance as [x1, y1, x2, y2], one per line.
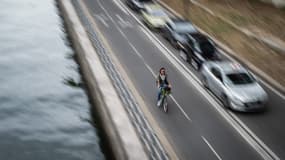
[126, 0, 269, 112]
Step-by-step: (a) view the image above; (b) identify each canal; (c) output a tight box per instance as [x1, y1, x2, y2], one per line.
[0, 0, 105, 159]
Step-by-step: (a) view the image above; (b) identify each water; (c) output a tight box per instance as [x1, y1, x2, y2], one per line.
[0, 0, 105, 159]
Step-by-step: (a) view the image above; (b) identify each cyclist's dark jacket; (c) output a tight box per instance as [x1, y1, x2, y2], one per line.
[157, 74, 169, 87]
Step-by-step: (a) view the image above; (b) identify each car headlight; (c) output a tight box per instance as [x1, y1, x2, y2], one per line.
[150, 20, 157, 24]
[231, 95, 244, 106]
[261, 91, 268, 102]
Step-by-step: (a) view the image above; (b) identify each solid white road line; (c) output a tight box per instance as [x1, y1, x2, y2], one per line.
[202, 136, 223, 160]
[112, 0, 129, 15]
[228, 112, 280, 160]
[170, 95, 192, 121]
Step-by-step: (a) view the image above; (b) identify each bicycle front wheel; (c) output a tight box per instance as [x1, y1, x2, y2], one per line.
[163, 97, 168, 113]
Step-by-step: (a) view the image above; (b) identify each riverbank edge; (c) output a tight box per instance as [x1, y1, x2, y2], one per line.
[57, 0, 148, 159]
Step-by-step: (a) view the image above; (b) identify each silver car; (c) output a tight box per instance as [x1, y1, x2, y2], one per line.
[201, 61, 268, 112]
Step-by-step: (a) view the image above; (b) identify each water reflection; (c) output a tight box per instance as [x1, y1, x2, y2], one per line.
[0, 0, 105, 159]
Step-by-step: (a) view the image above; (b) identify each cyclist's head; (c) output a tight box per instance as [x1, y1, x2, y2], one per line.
[159, 67, 166, 75]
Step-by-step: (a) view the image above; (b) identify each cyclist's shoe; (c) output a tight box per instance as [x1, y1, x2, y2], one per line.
[157, 99, 162, 107]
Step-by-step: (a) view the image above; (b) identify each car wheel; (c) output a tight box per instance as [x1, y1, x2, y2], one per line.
[170, 38, 177, 48]
[190, 57, 199, 70]
[144, 21, 153, 30]
[179, 50, 188, 62]
[201, 75, 209, 89]
[127, 2, 133, 9]
[163, 33, 169, 40]
[143, 20, 149, 28]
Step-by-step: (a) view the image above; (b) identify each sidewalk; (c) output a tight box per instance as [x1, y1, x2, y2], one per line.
[161, 0, 285, 91]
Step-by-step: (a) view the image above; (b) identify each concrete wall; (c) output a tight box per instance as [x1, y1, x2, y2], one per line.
[57, 0, 148, 159]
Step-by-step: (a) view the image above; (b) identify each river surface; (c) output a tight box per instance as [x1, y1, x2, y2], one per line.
[0, 0, 105, 159]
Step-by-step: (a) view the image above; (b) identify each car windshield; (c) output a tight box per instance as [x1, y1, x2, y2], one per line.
[226, 73, 255, 85]
[149, 10, 167, 17]
[175, 23, 196, 33]
[199, 41, 215, 57]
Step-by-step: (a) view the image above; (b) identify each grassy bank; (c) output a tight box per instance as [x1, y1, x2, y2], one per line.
[162, 0, 285, 87]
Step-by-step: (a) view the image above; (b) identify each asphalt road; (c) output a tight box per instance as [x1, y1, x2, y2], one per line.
[80, 0, 285, 159]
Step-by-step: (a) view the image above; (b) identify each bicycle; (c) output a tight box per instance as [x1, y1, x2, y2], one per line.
[158, 86, 171, 113]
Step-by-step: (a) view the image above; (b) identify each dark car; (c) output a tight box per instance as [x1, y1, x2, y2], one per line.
[179, 33, 219, 70]
[126, 0, 154, 12]
[162, 19, 198, 49]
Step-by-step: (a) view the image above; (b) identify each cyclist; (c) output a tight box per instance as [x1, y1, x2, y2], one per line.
[156, 67, 171, 106]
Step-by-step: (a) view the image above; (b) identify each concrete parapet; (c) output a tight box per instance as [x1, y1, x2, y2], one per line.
[57, 0, 148, 159]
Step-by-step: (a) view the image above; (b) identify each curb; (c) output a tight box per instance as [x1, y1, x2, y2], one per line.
[157, 0, 285, 95]
[57, 0, 148, 159]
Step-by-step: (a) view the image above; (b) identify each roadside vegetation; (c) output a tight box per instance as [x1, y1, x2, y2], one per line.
[162, 0, 285, 87]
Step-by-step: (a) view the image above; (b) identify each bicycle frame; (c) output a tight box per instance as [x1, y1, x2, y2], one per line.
[160, 87, 171, 113]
